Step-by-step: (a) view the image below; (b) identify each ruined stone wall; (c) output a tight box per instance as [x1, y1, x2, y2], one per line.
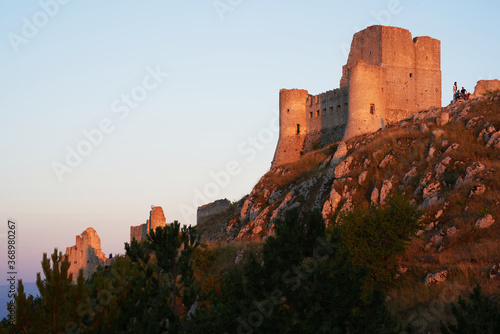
[472, 79, 500, 98]
[148, 206, 166, 233]
[197, 198, 232, 225]
[66, 227, 109, 280]
[130, 224, 146, 242]
[130, 206, 166, 242]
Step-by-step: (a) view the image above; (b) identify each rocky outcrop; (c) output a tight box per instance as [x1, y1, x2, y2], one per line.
[475, 214, 495, 229]
[197, 89, 500, 251]
[65, 227, 111, 280]
[424, 270, 448, 285]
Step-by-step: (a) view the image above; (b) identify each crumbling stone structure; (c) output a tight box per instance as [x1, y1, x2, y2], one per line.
[197, 198, 232, 225]
[272, 25, 441, 167]
[472, 79, 500, 98]
[65, 227, 110, 280]
[130, 206, 166, 242]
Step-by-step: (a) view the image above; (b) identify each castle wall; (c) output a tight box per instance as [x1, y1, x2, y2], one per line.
[197, 198, 232, 225]
[272, 25, 441, 168]
[66, 227, 109, 280]
[472, 79, 500, 98]
[130, 224, 146, 242]
[304, 87, 349, 150]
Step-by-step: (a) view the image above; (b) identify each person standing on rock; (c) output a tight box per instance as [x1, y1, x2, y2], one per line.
[453, 82, 458, 102]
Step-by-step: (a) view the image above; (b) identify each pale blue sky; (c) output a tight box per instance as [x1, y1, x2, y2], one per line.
[1, 0, 499, 282]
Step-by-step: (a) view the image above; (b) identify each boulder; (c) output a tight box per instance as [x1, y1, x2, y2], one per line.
[436, 112, 450, 127]
[489, 264, 500, 279]
[332, 141, 348, 161]
[371, 187, 380, 205]
[432, 129, 445, 138]
[379, 154, 394, 169]
[423, 182, 441, 199]
[475, 214, 495, 229]
[235, 250, 244, 264]
[424, 270, 448, 285]
[469, 184, 486, 198]
[322, 188, 342, 219]
[443, 143, 460, 155]
[380, 180, 392, 205]
[334, 156, 353, 179]
[358, 170, 368, 185]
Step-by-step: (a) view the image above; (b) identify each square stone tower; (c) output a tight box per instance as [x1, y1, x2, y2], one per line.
[341, 25, 441, 139]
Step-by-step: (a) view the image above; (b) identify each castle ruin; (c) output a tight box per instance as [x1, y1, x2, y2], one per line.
[65, 227, 111, 280]
[130, 206, 166, 242]
[272, 25, 441, 167]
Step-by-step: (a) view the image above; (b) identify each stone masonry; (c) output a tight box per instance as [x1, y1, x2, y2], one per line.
[197, 198, 232, 225]
[65, 227, 110, 280]
[272, 25, 441, 167]
[130, 206, 166, 242]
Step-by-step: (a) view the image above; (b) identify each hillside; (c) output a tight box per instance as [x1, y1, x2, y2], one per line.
[196, 91, 500, 332]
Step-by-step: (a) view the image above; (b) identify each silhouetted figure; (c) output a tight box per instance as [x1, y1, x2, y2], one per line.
[453, 82, 458, 102]
[109, 253, 113, 259]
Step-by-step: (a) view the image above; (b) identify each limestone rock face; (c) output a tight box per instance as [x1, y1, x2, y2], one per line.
[65, 227, 110, 280]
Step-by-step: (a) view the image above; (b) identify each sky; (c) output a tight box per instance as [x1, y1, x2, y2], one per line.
[0, 0, 499, 282]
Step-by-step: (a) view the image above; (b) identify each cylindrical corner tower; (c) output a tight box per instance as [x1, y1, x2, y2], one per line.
[344, 63, 385, 140]
[271, 89, 309, 168]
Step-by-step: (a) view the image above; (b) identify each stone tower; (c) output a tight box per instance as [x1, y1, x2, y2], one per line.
[130, 206, 166, 242]
[272, 25, 441, 168]
[272, 89, 309, 167]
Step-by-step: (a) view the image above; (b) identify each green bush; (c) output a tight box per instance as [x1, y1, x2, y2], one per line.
[334, 192, 422, 292]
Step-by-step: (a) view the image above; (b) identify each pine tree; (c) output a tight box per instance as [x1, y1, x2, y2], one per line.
[121, 221, 200, 333]
[1, 249, 87, 333]
[441, 285, 500, 334]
